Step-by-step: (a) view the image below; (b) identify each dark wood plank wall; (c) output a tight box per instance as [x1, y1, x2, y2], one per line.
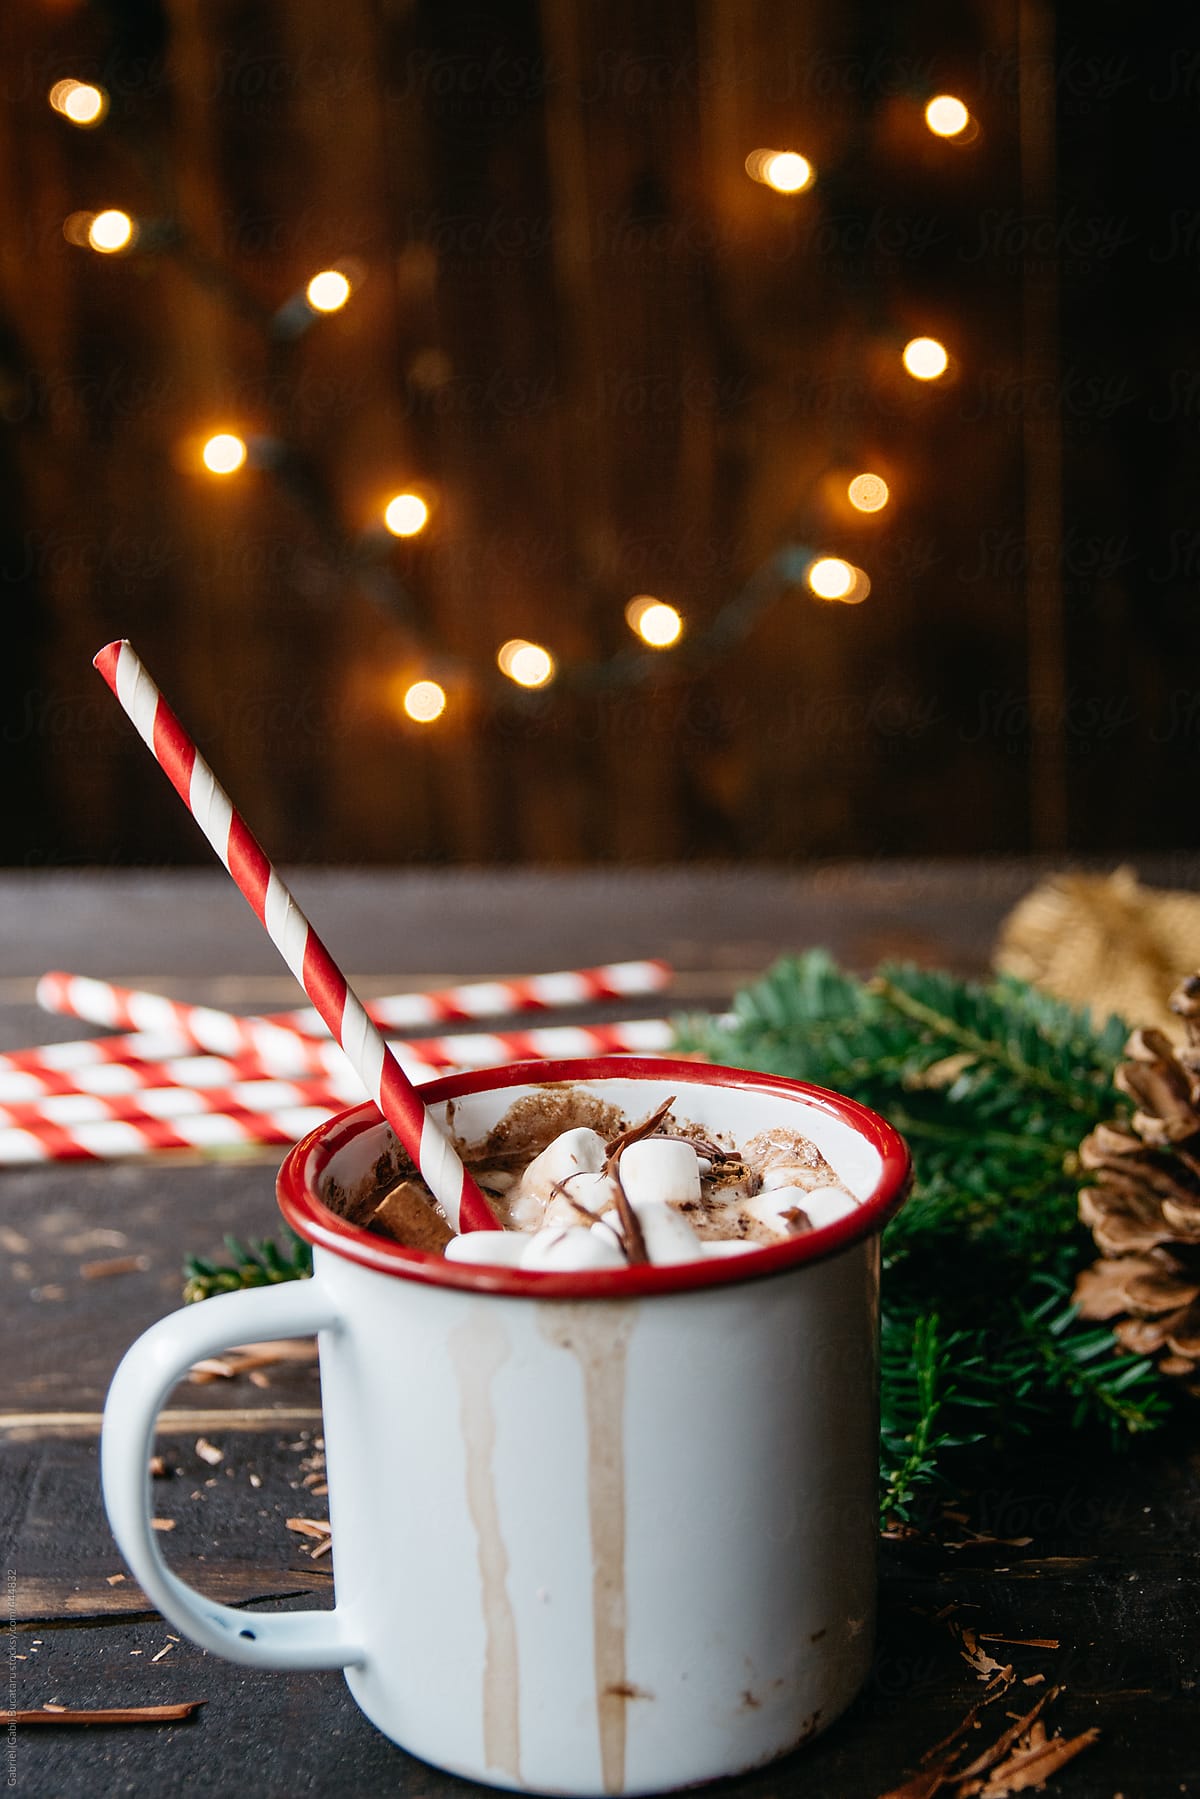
[0, 0, 1083, 869]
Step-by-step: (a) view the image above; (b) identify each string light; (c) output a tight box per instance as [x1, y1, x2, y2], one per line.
[86, 210, 135, 254]
[305, 269, 351, 313]
[745, 149, 815, 194]
[807, 558, 855, 600]
[62, 212, 96, 248]
[383, 492, 429, 537]
[808, 558, 871, 605]
[902, 336, 949, 381]
[847, 472, 890, 513]
[402, 679, 446, 724]
[48, 79, 108, 126]
[57, 56, 960, 708]
[625, 596, 683, 648]
[201, 433, 248, 476]
[497, 639, 555, 688]
[924, 95, 971, 138]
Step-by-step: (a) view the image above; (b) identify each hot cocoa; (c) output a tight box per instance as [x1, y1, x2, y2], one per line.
[333, 1085, 861, 1270]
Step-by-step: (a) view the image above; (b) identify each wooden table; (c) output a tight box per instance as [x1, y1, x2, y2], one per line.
[3, 864, 1198, 1798]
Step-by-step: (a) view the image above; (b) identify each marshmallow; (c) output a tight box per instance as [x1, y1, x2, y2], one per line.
[519, 1223, 628, 1272]
[700, 1239, 759, 1258]
[480, 1169, 515, 1193]
[618, 1138, 702, 1207]
[744, 1128, 837, 1191]
[444, 1230, 528, 1267]
[508, 1127, 608, 1230]
[634, 1199, 705, 1265]
[795, 1185, 859, 1230]
[745, 1184, 858, 1238]
[542, 1167, 622, 1230]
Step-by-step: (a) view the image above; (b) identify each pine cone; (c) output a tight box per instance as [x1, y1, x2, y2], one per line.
[1072, 976, 1200, 1383]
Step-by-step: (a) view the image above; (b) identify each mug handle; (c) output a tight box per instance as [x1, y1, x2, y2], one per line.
[101, 1278, 363, 1671]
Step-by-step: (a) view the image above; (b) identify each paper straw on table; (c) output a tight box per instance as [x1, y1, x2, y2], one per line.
[0, 1073, 372, 1131]
[0, 1104, 344, 1166]
[0, 1018, 677, 1101]
[92, 639, 496, 1235]
[36, 959, 672, 1046]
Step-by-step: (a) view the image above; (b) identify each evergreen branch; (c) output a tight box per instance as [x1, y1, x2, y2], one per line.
[1015, 1279, 1171, 1437]
[871, 970, 1110, 1114]
[183, 1230, 312, 1303]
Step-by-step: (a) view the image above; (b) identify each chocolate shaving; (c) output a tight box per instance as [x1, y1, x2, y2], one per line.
[656, 1132, 730, 1160]
[549, 1176, 601, 1224]
[604, 1096, 677, 1160]
[607, 1164, 647, 1264]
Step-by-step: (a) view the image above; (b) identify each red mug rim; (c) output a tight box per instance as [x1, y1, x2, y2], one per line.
[277, 1057, 913, 1299]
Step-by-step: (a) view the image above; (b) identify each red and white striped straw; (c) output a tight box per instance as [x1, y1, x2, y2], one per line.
[92, 639, 497, 1234]
[0, 1047, 418, 1105]
[36, 959, 671, 1045]
[0, 1103, 342, 1166]
[0, 1018, 676, 1099]
[0, 1072, 369, 1131]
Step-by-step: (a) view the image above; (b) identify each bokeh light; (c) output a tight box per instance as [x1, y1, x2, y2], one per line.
[201, 433, 248, 476]
[497, 639, 556, 688]
[925, 95, 971, 138]
[847, 472, 890, 513]
[383, 492, 429, 537]
[625, 596, 684, 648]
[49, 80, 108, 126]
[87, 209, 134, 254]
[745, 149, 815, 193]
[306, 270, 351, 313]
[807, 558, 856, 600]
[402, 679, 447, 723]
[902, 336, 949, 381]
[763, 151, 813, 193]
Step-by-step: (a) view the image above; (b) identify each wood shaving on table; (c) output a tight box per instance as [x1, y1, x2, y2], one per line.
[285, 1517, 331, 1539]
[943, 1533, 1034, 1551]
[149, 1518, 175, 1532]
[956, 1628, 1014, 1683]
[959, 1726, 1100, 1796]
[2, 1701, 204, 1725]
[881, 1675, 1099, 1799]
[952, 1689, 1057, 1782]
[977, 1634, 1059, 1649]
[187, 1338, 320, 1383]
[80, 1255, 149, 1280]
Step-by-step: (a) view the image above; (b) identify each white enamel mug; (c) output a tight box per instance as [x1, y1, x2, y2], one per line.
[102, 1057, 910, 1795]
